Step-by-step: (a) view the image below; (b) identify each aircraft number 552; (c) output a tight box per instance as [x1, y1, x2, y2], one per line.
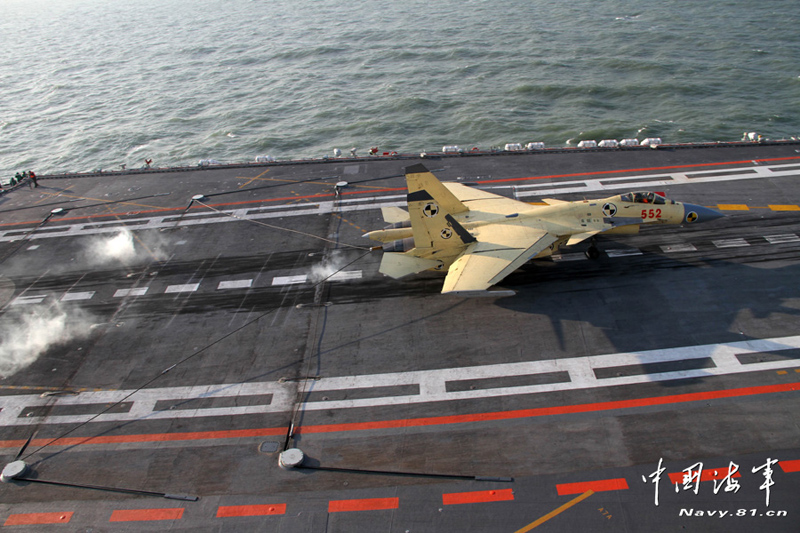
[642, 208, 662, 219]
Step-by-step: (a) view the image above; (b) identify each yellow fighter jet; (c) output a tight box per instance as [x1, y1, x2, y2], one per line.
[364, 164, 724, 296]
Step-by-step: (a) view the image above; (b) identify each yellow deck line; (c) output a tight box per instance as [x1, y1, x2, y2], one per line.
[513, 490, 595, 532]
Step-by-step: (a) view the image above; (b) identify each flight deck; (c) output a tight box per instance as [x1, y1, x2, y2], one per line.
[1, 142, 800, 531]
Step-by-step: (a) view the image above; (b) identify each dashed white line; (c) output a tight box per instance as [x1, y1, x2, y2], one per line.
[272, 275, 307, 286]
[218, 279, 253, 290]
[165, 283, 200, 293]
[510, 162, 800, 199]
[765, 234, 800, 244]
[10, 295, 46, 305]
[552, 253, 587, 262]
[5, 228, 798, 307]
[713, 238, 750, 248]
[661, 243, 697, 253]
[3, 162, 798, 244]
[3, 334, 800, 427]
[605, 249, 643, 258]
[327, 270, 362, 281]
[113, 287, 149, 298]
[61, 291, 95, 302]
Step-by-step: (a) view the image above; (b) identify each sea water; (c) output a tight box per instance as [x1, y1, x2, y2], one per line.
[1, 0, 798, 175]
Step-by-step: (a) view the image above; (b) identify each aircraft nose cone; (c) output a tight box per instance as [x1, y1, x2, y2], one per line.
[683, 203, 725, 224]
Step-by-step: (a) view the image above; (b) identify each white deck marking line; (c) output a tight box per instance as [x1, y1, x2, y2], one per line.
[605, 249, 643, 258]
[164, 283, 200, 293]
[661, 243, 697, 253]
[765, 234, 800, 244]
[509, 162, 800, 198]
[713, 238, 750, 248]
[327, 270, 362, 281]
[10, 295, 47, 305]
[2, 334, 800, 427]
[218, 279, 253, 290]
[8, 228, 795, 307]
[551, 253, 587, 262]
[2, 162, 798, 244]
[272, 275, 307, 286]
[113, 287, 149, 297]
[60, 291, 95, 302]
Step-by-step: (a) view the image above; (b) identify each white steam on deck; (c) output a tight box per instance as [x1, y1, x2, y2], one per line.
[309, 251, 347, 283]
[92, 229, 137, 262]
[85, 229, 171, 265]
[0, 303, 94, 378]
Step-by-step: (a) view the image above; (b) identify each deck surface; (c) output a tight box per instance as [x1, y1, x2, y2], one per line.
[1, 143, 800, 532]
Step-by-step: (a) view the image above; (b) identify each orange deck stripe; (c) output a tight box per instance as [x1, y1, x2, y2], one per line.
[556, 478, 629, 495]
[296, 382, 799, 435]
[5, 155, 798, 229]
[0, 427, 285, 450]
[3, 512, 73, 526]
[481, 155, 800, 185]
[216, 504, 287, 517]
[779, 459, 800, 473]
[442, 488, 514, 505]
[0, 189, 402, 228]
[1, 382, 796, 450]
[328, 497, 399, 512]
[109, 508, 184, 522]
[668, 467, 743, 485]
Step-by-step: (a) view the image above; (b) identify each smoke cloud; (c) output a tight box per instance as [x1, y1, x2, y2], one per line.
[309, 251, 348, 283]
[0, 303, 95, 378]
[91, 229, 137, 262]
[84, 229, 170, 265]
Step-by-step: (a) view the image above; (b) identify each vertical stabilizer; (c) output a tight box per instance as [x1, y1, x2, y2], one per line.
[405, 164, 469, 215]
[404, 164, 475, 250]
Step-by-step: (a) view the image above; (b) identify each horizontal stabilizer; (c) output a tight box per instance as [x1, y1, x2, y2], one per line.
[542, 198, 568, 205]
[379, 253, 441, 279]
[381, 206, 410, 224]
[567, 231, 601, 246]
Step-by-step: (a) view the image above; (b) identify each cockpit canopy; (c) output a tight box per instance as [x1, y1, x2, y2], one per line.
[619, 192, 673, 205]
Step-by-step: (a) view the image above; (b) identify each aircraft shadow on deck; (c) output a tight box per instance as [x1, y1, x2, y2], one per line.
[492, 247, 800, 387]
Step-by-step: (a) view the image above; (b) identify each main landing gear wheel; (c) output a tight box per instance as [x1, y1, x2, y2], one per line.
[585, 245, 600, 259]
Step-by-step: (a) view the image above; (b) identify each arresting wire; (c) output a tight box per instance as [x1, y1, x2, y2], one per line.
[20, 190, 376, 460]
[192, 199, 371, 251]
[21, 247, 373, 462]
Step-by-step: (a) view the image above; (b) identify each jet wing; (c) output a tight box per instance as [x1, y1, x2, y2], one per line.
[441, 224, 559, 295]
[442, 183, 531, 216]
